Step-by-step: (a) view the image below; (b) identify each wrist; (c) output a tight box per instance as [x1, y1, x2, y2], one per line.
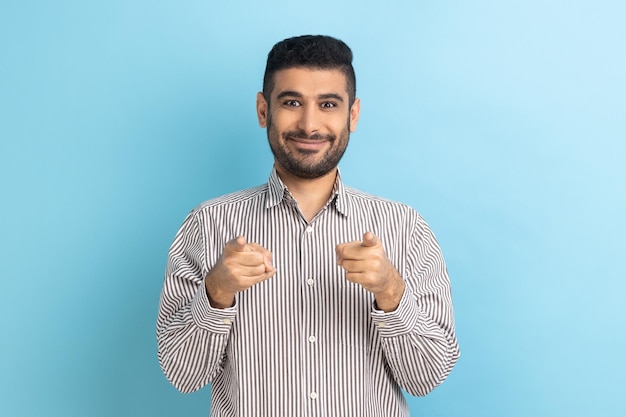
[374, 273, 405, 312]
[205, 273, 236, 309]
[206, 287, 235, 309]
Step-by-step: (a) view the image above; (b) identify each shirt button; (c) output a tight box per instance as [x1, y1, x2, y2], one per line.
[310, 392, 318, 400]
[223, 319, 232, 325]
[377, 322, 386, 328]
[305, 226, 314, 233]
[307, 278, 315, 286]
[308, 335, 317, 343]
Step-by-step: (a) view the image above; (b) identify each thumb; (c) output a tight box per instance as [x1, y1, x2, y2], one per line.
[361, 232, 380, 247]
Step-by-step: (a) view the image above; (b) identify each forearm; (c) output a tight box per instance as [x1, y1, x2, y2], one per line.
[371, 289, 459, 396]
[373, 269, 406, 312]
[157, 283, 236, 393]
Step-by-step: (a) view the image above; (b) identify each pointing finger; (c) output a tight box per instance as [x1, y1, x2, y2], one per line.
[361, 232, 380, 248]
[228, 236, 249, 252]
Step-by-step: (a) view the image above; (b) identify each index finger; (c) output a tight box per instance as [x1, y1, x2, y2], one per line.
[227, 236, 249, 252]
[335, 240, 360, 264]
[361, 232, 380, 248]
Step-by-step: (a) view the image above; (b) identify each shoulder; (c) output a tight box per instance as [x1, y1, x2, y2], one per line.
[344, 185, 419, 215]
[342, 185, 436, 233]
[190, 184, 268, 216]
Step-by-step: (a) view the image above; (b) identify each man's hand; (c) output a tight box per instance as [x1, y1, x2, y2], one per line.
[205, 236, 276, 309]
[336, 232, 405, 312]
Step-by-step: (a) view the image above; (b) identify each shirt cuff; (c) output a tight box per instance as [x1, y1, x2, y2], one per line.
[370, 286, 420, 338]
[191, 281, 238, 334]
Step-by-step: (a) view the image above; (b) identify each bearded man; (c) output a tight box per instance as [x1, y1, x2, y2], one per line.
[157, 34, 460, 417]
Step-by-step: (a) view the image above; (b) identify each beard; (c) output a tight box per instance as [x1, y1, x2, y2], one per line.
[266, 115, 350, 180]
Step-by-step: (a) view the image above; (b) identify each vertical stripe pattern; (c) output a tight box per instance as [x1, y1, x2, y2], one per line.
[157, 169, 460, 417]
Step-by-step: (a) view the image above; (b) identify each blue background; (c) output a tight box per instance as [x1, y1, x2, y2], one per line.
[1, 1, 624, 416]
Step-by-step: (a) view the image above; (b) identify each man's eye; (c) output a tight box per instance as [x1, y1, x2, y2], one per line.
[284, 100, 300, 107]
[321, 102, 337, 109]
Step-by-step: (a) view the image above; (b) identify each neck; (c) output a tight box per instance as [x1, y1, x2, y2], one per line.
[275, 164, 337, 222]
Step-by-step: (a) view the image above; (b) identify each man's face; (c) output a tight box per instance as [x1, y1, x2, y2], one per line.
[256, 68, 360, 180]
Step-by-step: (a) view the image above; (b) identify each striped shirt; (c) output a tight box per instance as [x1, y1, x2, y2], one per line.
[157, 168, 460, 417]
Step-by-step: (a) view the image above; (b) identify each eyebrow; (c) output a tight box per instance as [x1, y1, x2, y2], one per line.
[276, 91, 345, 103]
[318, 93, 345, 103]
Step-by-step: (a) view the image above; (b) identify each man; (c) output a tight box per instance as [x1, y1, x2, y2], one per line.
[157, 35, 459, 417]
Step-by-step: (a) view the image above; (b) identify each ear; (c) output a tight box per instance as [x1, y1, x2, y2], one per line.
[256, 92, 268, 128]
[349, 98, 361, 132]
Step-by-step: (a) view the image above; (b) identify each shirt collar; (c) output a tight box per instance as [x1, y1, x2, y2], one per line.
[266, 168, 288, 208]
[265, 167, 350, 217]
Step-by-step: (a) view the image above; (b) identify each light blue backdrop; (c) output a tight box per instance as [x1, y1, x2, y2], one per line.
[1, 1, 624, 416]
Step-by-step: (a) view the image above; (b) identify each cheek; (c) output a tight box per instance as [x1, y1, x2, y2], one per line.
[325, 112, 350, 130]
[268, 110, 296, 131]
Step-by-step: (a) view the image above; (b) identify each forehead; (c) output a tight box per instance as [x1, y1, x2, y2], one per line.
[270, 67, 349, 98]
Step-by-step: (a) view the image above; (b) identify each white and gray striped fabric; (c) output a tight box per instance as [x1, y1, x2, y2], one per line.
[157, 169, 460, 417]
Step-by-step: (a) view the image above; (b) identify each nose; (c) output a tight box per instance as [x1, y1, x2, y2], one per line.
[296, 105, 321, 136]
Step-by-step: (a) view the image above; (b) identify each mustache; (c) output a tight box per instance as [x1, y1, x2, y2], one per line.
[282, 130, 335, 142]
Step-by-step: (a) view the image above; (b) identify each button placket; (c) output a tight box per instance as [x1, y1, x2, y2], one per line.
[301, 222, 321, 415]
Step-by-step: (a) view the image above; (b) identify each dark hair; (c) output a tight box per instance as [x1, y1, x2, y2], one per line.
[262, 35, 356, 104]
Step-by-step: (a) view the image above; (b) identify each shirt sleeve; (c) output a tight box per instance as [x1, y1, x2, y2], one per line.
[156, 211, 237, 393]
[370, 213, 460, 396]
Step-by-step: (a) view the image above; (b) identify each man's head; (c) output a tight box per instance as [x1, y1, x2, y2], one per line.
[262, 35, 356, 106]
[256, 35, 361, 180]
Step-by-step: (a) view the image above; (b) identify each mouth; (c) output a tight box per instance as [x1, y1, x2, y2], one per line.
[287, 136, 329, 152]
